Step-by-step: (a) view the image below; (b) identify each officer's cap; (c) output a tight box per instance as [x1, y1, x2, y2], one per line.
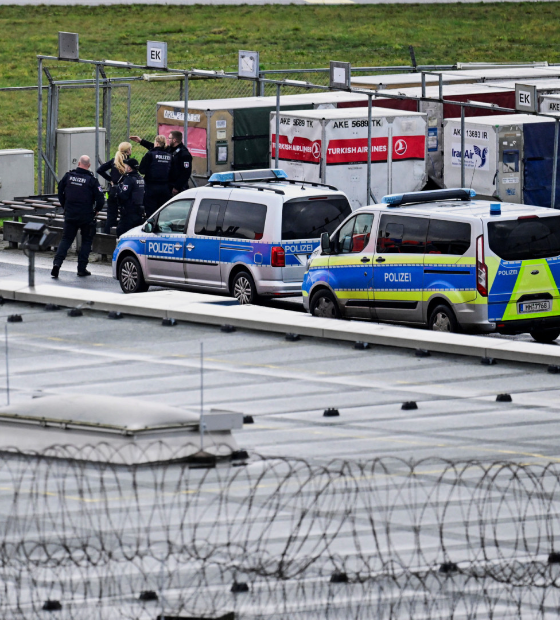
[124, 158, 139, 169]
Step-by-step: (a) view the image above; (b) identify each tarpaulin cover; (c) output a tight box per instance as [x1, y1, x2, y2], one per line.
[233, 105, 313, 170]
[523, 121, 560, 208]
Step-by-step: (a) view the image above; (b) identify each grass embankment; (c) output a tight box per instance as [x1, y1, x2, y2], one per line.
[0, 3, 560, 158]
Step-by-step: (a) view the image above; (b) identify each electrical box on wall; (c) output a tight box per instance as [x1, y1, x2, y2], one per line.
[0, 149, 34, 200]
[56, 127, 106, 182]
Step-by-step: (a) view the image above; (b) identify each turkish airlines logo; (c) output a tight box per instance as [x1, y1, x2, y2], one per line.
[312, 142, 321, 159]
[394, 139, 407, 156]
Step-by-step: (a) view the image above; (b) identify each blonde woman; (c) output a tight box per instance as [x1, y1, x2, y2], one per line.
[97, 141, 132, 234]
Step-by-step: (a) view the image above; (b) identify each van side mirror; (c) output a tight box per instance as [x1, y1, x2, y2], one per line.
[320, 232, 331, 254]
[142, 221, 153, 233]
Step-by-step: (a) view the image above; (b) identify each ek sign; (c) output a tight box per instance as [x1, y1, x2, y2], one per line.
[147, 41, 168, 69]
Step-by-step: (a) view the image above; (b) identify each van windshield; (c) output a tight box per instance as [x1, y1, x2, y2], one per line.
[488, 216, 560, 261]
[282, 196, 352, 241]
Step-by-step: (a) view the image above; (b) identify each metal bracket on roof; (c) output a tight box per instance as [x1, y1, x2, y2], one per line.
[207, 182, 285, 195]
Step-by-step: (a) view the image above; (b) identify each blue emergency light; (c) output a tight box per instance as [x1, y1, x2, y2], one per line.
[382, 188, 476, 207]
[490, 203, 501, 215]
[208, 169, 288, 184]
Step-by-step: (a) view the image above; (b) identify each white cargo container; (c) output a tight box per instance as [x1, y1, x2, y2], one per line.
[0, 149, 34, 200]
[271, 107, 427, 208]
[367, 83, 513, 185]
[443, 114, 554, 205]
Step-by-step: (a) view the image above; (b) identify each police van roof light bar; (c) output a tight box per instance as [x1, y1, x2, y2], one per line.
[208, 169, 288, 184]
[382, 188, 476, 207]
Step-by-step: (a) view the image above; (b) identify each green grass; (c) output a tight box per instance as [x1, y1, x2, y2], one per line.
[2, 3, 560, 164]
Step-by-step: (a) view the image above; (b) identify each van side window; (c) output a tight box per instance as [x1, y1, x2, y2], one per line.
[194, 199, 227, 236]
[426, 219, 471, 255]
[222, 200, 267, 240]
[155, 199, 194, 233]
[376, 215, 428, 254]
[336, 214, 374, 254]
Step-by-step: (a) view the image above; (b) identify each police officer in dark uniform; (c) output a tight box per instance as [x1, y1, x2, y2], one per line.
[96, 142, 132, 234]
[131, 130, 193, 197]
[52, 155, 105, 278]
[116, 158, 145, 237]
[138, 135, 172, 218]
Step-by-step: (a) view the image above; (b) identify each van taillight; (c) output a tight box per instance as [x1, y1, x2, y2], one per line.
[476, 234, 488, 297]
[271, 246, 285, 267]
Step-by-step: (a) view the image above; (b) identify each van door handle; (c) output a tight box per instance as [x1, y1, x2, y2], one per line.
[361, 256, 371, 263]
[174, 244, 182, 250]
[375, 257, 386, 263]
[140, 240, 146, 244]
[186, 244, 195, 251]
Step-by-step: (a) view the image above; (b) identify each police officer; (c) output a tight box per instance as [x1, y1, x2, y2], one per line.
[130, 130, 193, 196]
[96, 141, 132, 234]
[52, 155, 105, 278]
[138, 135, 171, 218]
[116, 158, 145, 237]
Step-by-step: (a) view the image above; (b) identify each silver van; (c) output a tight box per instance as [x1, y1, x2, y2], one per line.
[113, 169, 352, 303]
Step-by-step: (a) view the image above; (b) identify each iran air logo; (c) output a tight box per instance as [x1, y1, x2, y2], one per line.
[473, 145, 488, 168]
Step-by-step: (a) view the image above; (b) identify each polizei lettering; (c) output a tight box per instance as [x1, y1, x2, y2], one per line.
[283, 244, 314, 253]
[148, 241, 175, 254]
[69, 176, 86, 184]
[384, 272, 412, 283]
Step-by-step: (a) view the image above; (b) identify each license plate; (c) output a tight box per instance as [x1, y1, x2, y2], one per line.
[518, 300, 552, 314]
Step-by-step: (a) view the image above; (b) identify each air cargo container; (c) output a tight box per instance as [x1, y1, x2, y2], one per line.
[270, 107, 427, 208]
[156, 93, 372, 183]
[351, 66, 560, 91]
[443, 114, 559, 206]
[541, 93, 560, 115]
[350, 83, 514, 186]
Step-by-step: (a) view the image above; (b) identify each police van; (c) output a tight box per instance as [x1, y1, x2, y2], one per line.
[112, 169, 352, 303]
[303, 188, 560, 343]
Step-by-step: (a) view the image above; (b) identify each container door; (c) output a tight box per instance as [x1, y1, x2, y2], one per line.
[327, 213, 376, 320]
[498, 125, 522, 203]
[486, 214, 560, 323]
[184, 194, 229, 288]
[373, 213, 429, 323]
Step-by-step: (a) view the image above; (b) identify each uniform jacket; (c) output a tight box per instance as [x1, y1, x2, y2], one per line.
[117, 170, 145, 215]
[140, 139, 193, 193]
[58, 167, 105, 221]
[138, 146, 172, 185]
[96, 158, 125, 185]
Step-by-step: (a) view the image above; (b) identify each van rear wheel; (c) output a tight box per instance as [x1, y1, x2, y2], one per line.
[530, 328, 560, 344]
[428, 304, 458, 333]
[232, 271, 258, 305]
[310, 289, 341, 319]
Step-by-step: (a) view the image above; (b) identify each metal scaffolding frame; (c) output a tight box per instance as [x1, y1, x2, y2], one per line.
[36, 54, 560, 207]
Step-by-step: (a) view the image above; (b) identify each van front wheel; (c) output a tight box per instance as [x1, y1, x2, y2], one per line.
[428, 304, 458, 333]
[530, 328, 560, 344]
[310, 289, 341, 319]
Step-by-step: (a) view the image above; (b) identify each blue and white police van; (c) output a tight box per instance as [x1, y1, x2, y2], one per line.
[112, 169, 352, 303]
[303, 188, 560, 343]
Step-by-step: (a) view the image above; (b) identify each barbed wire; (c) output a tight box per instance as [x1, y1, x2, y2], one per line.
[1, 446, 560, 616]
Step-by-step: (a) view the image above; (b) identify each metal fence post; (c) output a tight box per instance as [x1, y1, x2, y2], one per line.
[183, 72, 189, 149]
[387, 122, 393, 195]
[552, 119, 559, 209]
[367, 93, 372, 204]
[95, 64, 100, 170]
[37, 57, 43, 194]
[106, 84, 112, 163]
[275, 84, 280, 168]
[460, 105, 465, 188]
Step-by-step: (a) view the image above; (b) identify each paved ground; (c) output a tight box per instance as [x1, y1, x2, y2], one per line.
[2, 299, 559, 464]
